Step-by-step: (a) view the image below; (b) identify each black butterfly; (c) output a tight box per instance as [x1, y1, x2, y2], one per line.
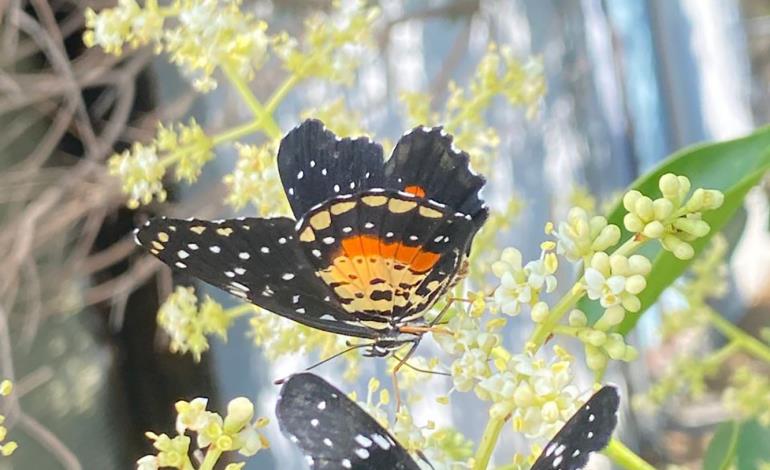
[277, 373, 620, 470]
[135, 119, 488, 356]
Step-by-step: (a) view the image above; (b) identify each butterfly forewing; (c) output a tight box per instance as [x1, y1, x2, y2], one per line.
[531, 385, 620, 470]
[135, 217, 377, 339]
[278, 120, 387, 220]
[277, 373, 421, 470]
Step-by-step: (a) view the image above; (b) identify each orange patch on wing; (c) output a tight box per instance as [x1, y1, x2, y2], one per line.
[404, 185, 426, 198]
[339, 235, 439, 272]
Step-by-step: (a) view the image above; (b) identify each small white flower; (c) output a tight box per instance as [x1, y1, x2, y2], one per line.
[237, 426, 265, 456]
[584, 268, 626, 308]
[175, 397, 209, 434]
[136, 455, 159, 470]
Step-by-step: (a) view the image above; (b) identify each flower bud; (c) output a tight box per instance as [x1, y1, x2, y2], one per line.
[568, 309, 588, 327]
[609, 254, 629, 275]
[628, 255, 651, 275]
[224, 397, 254, 433]
[672, 217, 710, 238]
[604, 333, 627, 360]
[622, 294, 641, 312]
[592, 224, 621, 251]
[585, 345, 608, 371]
[623, 345, 639, 362]
[625, 274, 646, 295]
[653, 197, 674, 221]
[659, 173, 680, 199]
[623, 213, 645, 233]
[531, 302, 549, 323]
[578, 329, 607, 346]
[602, 305, 626, 326]
[663, 235, 694, 260]
[677, 176, 691, 200]
[635, 196, 655, 221]
[0, 380, 11, 396]
[541, 401, 560, 423]
[590, 252, 610, 273]
[642, 220, 664, 239]
[623, 190, 642, 212]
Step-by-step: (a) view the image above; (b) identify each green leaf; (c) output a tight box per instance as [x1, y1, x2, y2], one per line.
[704, 420, 770, 470]
[704, 421, 739, 470]
[580, 125, 770, 333]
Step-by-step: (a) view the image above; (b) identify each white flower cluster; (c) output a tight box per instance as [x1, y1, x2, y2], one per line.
[492, 248, 557, 317]
[554, 208, 620, 263]
[138, 397, 268, 469]
[476, 348, 580, 438]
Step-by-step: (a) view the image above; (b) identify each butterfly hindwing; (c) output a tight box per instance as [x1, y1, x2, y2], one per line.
[385, 126, 487, 218]
[277, 373, 420, 470]
[278, 119, 386, 220]
[531, 385, 620, 470]
[294, 190, 479, 324]
[135, 217, 377, 339]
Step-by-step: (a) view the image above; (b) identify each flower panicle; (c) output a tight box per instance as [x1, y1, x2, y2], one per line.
[623, 173, 724, 260]
[0, 379, 17, 457]
[138, 396, 269, 469]
[107, 119, 213, 209]
[157, 286, 239, 362]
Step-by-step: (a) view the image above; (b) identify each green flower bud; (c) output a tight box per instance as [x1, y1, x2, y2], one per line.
[609, 254, 629, 275]
[623, 345, 639, 362]
[601, 305, 626, 326]
[604, 333, 627, 360]
[623, 190, 642, 212]
[673, 217, 710, 237]
[591, 224, 621, 251]
[625, 274, 646, 295]
[659, 173, 680, 199]
[663, 235, 695, 260]
[677, 176, 691, 200]
[634, 196, 655, 221]
[642, 220, 665, 239]
[568, 309, 588, 327]
[585, 345, 608, 371]
[628, 254, 651, 275]
[624, 213, 645, 233]
[578, 329, 607, 347]
[531, 301, 549, 323]
[622, 294, 641, 312]
[224, 397, 254, 433]
[653, 197, 674, 220]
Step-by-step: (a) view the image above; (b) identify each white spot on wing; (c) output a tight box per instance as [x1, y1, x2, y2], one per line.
[371, 433, 391, 449]
[354, 448, 369, 459]
[317, 401, 326, 410]
[239, 252, 251, 259]
[177, 250, 189, 259]
[355, 435, 372, 447]
[282, 273, 295, 280]
[209, 246, 221, 253]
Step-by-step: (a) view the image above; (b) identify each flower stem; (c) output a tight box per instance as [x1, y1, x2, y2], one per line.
[472, 415, 506, 470]
[221, 64, 281, 139]
[198, 447, 222, 470]
[604, 438, 656, 470]
[527, 237, 645, 353]
[226, 303, 256, 319]
[705, 307, 770, 364]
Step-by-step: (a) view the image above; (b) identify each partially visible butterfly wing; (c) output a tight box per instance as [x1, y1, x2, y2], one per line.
[385, 126, 487, 218]
[277, 373, 420, 470]
[294, 189, 479, 325]
[135, 217, 377, 339]
[531, 385, 620, 470]
[278, 119, 386, 220]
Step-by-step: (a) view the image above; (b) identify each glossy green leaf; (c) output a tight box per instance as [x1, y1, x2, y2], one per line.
[580, 125, 770, 333]
[704, 420, 770, 470]
[704, 421, 739, 470]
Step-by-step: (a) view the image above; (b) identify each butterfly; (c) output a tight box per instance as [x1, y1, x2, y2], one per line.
[135, 119, 488, 356]
[276, 373, 620, 470]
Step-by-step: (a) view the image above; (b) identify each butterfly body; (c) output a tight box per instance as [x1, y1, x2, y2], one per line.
[135, 120, 487, 356]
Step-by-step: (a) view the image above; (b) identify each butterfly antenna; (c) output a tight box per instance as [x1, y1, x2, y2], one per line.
[392, 354, 450, 377]
[305, 342, 370, 372]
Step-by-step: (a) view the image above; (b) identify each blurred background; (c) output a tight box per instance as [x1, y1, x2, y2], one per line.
[1, 0, 770, 469]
